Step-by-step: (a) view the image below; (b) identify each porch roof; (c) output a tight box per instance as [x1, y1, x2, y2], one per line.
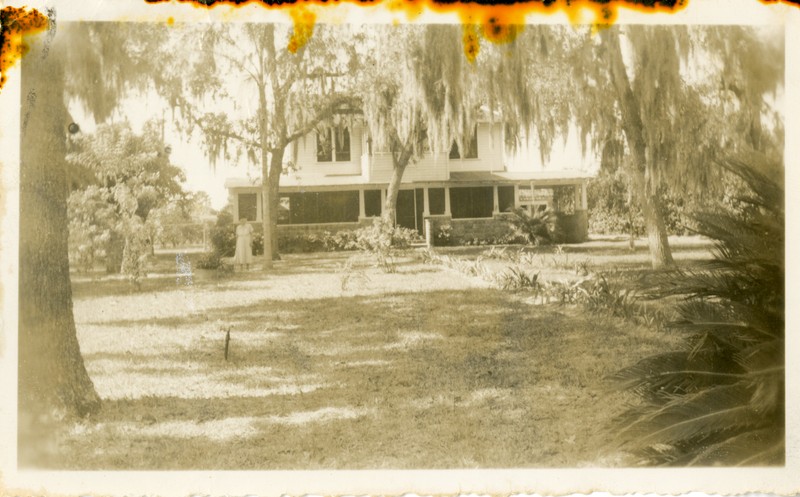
[224, 169, 594, 191]
[448, 170, 593, 184]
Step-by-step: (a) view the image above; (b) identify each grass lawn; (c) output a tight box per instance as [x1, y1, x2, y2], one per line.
[37, 236, 712, 469]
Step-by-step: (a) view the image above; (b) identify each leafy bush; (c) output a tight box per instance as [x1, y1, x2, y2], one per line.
[507, 207, 555, 246]
[354, 219, 418, 273]
[195, 251, 223, 270]
[278, 230, 361, 254]
[587, 169, 693, 236]
[434, 224, 453, 246]
[587, 169, 644, 236]
[324, 230, 360, 251]
[120, 230, 149, 289]
[280, 234, 321, 253]
[210, 209, 236, 257]
[610, 153, 785, 466]
[251, 231, 264, 256]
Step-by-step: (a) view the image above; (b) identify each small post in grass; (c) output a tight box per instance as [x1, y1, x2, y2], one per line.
[223, 326, 231, 361]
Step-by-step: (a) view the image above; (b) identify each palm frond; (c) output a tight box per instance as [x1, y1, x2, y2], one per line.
[619, 384, 766, 447]
[611, 151, 784, 466]
[687, 429, 784, 466]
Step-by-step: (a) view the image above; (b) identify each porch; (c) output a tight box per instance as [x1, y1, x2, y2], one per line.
[227, 174, 591, 244]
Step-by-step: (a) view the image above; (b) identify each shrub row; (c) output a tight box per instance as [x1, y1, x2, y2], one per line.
[421, 247, 667, 327]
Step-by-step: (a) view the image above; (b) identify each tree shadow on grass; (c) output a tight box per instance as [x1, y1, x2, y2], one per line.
[36, 285, 679, 470]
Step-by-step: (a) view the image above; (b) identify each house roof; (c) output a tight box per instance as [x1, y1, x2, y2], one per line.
[448, 171, 593, 184]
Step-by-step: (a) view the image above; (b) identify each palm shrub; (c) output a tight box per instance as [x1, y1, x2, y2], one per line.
[507, 207, 555, 246]
[610, 152, 784, 466]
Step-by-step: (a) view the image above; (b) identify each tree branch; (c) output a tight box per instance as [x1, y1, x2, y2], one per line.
[213, 48, 260, 84]
[284, 95, 361, 144]
[181, 105, 261, 150]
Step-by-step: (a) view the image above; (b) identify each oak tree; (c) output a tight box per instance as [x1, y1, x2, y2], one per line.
[18, 19, 167, 451]
[481, 25, 783, 268]
[361, 24, 485, 224]
[161, 22, 359, 266]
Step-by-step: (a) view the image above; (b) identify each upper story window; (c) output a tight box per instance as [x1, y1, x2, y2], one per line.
[316, 127, 351, 163]
[449, 127, 478, 160]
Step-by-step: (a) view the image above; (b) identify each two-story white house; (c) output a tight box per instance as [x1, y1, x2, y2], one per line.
[224, 120, 596, 244]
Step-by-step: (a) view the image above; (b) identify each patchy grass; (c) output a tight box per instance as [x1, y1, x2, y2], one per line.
[31, 240, 699, 469]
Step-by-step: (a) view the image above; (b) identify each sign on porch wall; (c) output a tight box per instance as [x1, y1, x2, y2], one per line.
[518, 186, 553, 204]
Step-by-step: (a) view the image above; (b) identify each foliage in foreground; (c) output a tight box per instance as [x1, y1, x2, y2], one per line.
[193, 251, 232, 273]
[355, 218, 419, 273]
[610, 153, 785, 466]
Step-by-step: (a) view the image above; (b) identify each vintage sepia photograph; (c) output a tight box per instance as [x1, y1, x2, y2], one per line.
[1, 1, 796, 494]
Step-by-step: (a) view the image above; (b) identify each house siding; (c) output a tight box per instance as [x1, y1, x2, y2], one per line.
[448, 123, 504, 173]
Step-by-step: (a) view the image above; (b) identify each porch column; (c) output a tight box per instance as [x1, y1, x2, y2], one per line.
[232, 192, 240, 222]
[256, 192, 263, 222]
[380, 188, 387, 216]
[444, 186, 451, 216]
[358, 189, 366, 219]
[574, 183, 582, 211]
[423, 187, 430, 216]
[581, 180, 588, 210]
[492, 185, 500, 214]
[513, 185, 520, 210]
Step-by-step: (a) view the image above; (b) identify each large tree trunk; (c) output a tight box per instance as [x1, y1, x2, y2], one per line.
[268, 147, 285, 260]
[257, 85, 273, 270]
[604, 28, 674, 269]
[639, 185, 674, 269]
[383, 162, 409, 225]
[382, 147, 412, 225]
[19, 37, 101, 442]
[259, 173, 272, 269]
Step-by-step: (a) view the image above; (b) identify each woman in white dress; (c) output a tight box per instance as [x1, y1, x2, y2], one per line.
[233, 218, 254, 270]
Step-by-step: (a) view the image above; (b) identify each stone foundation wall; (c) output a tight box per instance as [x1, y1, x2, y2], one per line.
[272, 219, 373, 238]
[424, 214, 515, 245]
[449, 215, 515, 242]
[425, 210, 589, 245]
